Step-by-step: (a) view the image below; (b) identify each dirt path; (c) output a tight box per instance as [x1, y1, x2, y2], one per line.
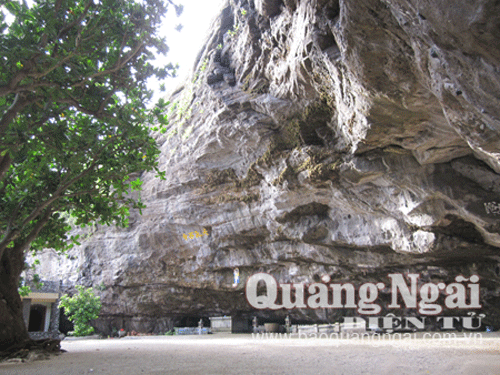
[1, 332, 499, 375]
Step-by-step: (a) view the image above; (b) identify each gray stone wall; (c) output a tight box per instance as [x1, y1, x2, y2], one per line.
[49, 301, 60, 333]
[27, 302, 60, 340]
[25, 280, 60, 293]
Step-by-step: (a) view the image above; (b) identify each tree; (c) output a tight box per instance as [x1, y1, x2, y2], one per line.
[0, 0, 179, 352]
[59, 285, 102, 337]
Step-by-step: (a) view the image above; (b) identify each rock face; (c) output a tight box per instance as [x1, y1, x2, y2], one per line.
[36, 0, 500, 332]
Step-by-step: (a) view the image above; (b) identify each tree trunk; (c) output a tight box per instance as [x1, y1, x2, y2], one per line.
[0, 246, 31, 353]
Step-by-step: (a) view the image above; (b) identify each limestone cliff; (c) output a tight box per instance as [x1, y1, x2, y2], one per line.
[36, 0, 500, 332]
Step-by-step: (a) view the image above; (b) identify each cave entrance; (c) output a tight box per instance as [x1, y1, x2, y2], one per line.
[59, 307, 74, 334]
[28, 304, 47, 332]
[296, 100, 335, 147]
[178, 316, 210, 327]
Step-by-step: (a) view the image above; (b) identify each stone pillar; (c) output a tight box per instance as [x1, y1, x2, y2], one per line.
[44, 304, 51, 332]
[22, 299, 31, 330]
[50, 301, 60, 334]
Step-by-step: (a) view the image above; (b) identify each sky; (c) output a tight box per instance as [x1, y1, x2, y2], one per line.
[157, 0, 226, 91]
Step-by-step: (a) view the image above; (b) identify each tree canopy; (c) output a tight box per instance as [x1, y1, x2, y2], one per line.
[0, 0, 178, 263]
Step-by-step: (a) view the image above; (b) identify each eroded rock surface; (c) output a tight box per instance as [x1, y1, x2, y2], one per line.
[36, 0, 500, 332]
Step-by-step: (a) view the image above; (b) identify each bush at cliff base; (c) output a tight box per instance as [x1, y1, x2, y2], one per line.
[59, 286, 102, 337]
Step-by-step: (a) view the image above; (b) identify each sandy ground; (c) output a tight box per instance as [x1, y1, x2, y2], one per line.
[1, 332, 499, 375]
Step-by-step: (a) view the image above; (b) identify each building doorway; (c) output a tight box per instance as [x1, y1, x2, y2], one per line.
[28, 304, 47, 332]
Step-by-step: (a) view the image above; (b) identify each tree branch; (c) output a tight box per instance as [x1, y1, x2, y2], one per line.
[0, 82, 58, 97]
[25, 53, 75, 80]
[62, 189, 100, 198]
[0, 94, 29, 137]
[71, 41, 146, 89]
[56, 0, 93, 41]
[0, 153, 12, 183]
[97, 90, 116, 116]
[57, 97, 112, 119]
[0, 227, 20, 263]
[0, 74, 28, 98]
[21, 208, 52, 251]
[7, 208, 53, 261]
[53, 0, 63, 14]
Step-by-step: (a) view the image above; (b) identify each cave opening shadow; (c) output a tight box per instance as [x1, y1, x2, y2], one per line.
[28, 304, 47, 332]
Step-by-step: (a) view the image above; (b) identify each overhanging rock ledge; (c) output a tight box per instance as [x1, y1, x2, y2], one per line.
[36, 0, 500, 332]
